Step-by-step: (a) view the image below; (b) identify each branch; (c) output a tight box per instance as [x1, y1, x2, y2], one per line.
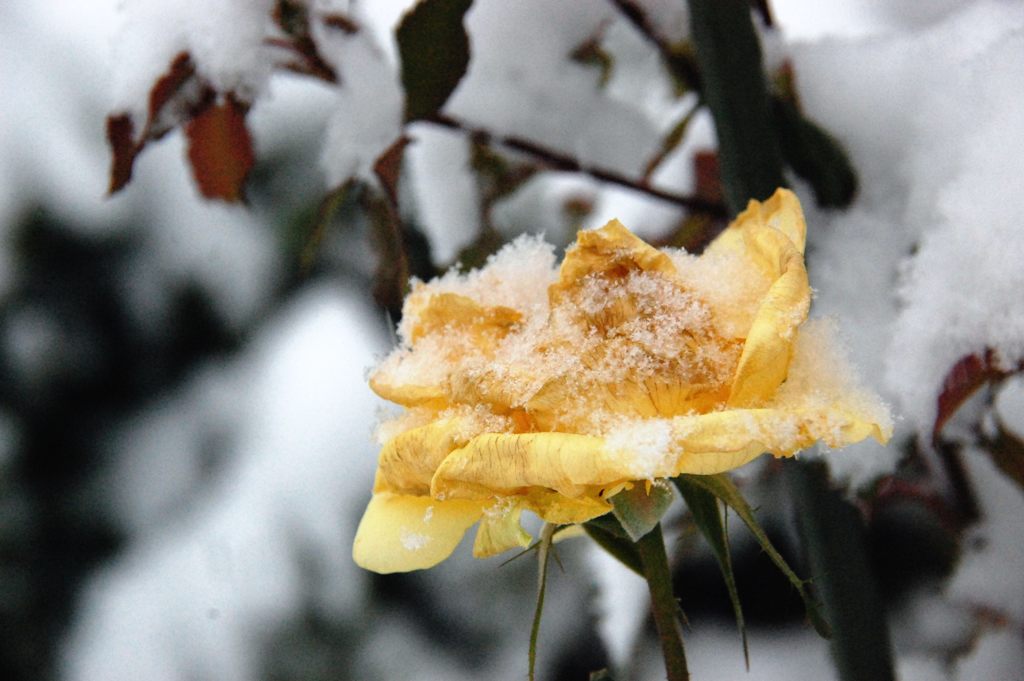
[607, 0, 702, 91]
[424, 113, 726, 217]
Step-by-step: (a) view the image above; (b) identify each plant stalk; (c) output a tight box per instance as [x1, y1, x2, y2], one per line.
[786, 461, 896, 681]
[635, 524, 690, 681]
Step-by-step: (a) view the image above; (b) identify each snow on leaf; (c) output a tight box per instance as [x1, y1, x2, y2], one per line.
[184, 97, 255, 203]
[396, 0, 474, 121]
[106, 51, 205, 195]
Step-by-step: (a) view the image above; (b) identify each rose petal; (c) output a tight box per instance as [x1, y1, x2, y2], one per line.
[352, 492, 483, 573]
[520, 488, 613, 524]
[432, 432, 628, 500]
[706, 189, 812, 406]
[368, 377, 448, 408]
[407, 292, 521, 344]
[552, 219, 677, 299]
[472, 504, 531, 558]
[378, 418, 468, 494]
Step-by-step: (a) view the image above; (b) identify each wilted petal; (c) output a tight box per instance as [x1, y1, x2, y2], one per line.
[407, 292, 521, 344]
[551, 219, 677, 300]
[432, 432, 628, 500]
[369, 377, 448, 408]
[352, 492, 483, 573]
[472, 504, 531, 558]
[667, 405, 890, 476]
[378, 418, 468, 494]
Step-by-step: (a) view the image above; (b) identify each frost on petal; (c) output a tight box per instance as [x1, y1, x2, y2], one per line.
[356, 190, 891, 572]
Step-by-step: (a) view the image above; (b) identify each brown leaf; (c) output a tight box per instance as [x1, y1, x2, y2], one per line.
[934, 349, 1012, 443]
[184, 97, 255, 202]
[373, 136, 411, 207]
[106, 114, 138, 195]
[145, 52, 197, 138]
[106, 51, 206, 195]
[694, 150, 723, 204]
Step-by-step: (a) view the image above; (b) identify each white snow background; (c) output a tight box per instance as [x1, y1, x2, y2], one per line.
[0, 0, 1022, 679]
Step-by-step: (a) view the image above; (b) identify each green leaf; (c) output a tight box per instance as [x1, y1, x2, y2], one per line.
[396, 0, 474, 121]
[772, 96, 857, 208]
[610, 480, 676, 542]
[674, 473, 831, 639]
[583, 515, 644, 576]
[686, 0, 785, 215]
[674, 476, 749, 668]
[786, 461, 894, 680]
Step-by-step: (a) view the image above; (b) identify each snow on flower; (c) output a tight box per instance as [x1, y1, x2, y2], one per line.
[353, 189, 892, 573]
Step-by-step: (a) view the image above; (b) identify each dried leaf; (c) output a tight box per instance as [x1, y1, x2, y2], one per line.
[270, 1, 338, 82]
[106, 114, 137, 195]
[569, 32, 614, 87]
[934, 350, 1006, 443]
[107, 51, 202, 195]
[145, 52, 197, 137]
[397, 0, 474, 121]
[184, 97, 255, 202]
[373, 136, 412, 206]
[693, 150, 723, 204]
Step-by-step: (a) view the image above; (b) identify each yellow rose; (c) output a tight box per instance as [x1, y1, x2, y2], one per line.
[353, 189, 891, 573]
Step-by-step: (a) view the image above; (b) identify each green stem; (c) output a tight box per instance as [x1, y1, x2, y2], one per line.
[528, 523, 556, 681]
[635, 524, 690, 681]
[786, 461, 896, 681]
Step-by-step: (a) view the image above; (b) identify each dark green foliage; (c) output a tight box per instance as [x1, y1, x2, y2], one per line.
[773, 96, 858, 207]
[787, 461, 896, 681]
[675, 473, 831, 639]
[686, 0, 785, 215]
[397, 0, 474, 121]
[674, 476, 749, 666]
[610, 481, 675, 542]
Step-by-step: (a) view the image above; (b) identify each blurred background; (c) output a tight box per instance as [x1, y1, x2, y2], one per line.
[1, 1, 1022, 680]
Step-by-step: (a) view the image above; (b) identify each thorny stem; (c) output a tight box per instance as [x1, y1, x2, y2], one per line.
[636, 523, 690, 681]
[529, 523, 557, 681]
[423, 113, 727, 218]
